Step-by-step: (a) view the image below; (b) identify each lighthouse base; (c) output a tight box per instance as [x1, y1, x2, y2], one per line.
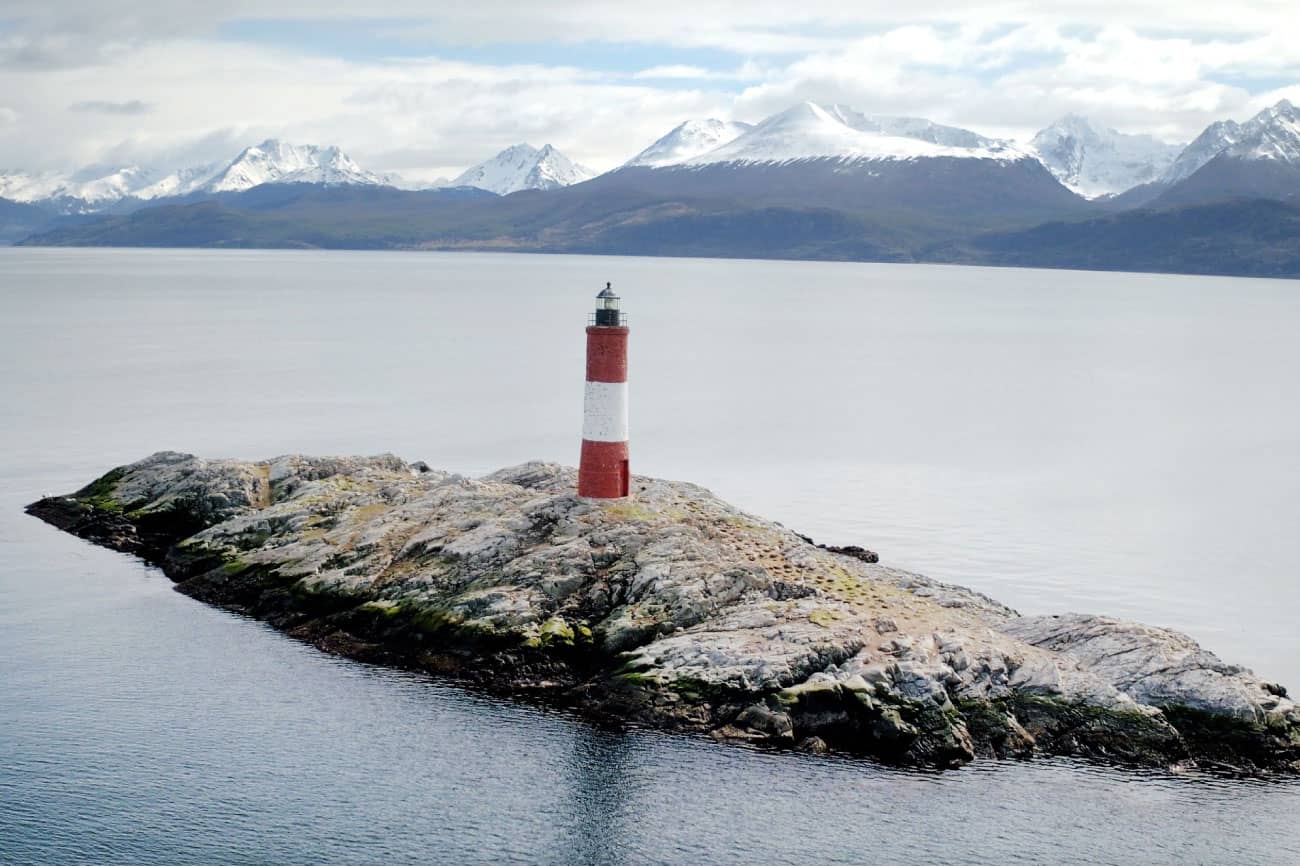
[578, 439, 630, 499]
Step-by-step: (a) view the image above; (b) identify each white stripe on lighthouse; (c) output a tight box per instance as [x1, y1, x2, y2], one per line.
[582, 381, 629, 442]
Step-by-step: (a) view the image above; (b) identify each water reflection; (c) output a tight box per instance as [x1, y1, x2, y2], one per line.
[560, 723, 637, 866]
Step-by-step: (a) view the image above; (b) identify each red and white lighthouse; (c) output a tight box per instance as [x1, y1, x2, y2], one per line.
[578, 283, 630, 498]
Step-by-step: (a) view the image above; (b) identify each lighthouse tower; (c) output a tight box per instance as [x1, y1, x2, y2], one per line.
[578, 283, 630, 498]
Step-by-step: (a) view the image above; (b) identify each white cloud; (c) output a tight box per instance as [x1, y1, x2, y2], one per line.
[732, 21, 1300, 143]
[631, 63, 766, 82]
[633, 66, 717, 80]
[9, 1, 1300, 48]
[0, 36, 736, 175]
[0, 4, 1298, 176]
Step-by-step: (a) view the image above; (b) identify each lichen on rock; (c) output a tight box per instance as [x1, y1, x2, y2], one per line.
[24, 451, 1300, 775]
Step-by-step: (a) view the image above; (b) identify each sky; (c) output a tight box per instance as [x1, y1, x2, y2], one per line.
[1, 1, 1299, 182]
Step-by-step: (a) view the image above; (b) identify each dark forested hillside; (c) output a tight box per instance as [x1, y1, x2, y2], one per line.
[16, 164, 1300, 278]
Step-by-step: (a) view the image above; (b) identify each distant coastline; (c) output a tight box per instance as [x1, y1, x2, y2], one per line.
[9, 171, 1299, 279]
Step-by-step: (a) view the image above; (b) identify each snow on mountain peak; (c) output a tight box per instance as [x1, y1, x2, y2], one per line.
[1161, 100, 1300, 185]
[625, 119, 754, 167]
[1, 139, 390, 209]
[680, 100, 1024, 167]
[450, 143, 594, 195]
[827, 104, 1002, 150]
[0, 171, 64, 204]
[1029, 116, 1181, 198]
[1163, 120, 1241, 184]
[1263, 99, 1297, 119]
[0, 165, 162, 207]
[68, 166, 156, 203]
[131, 162, 225, 200]
[204, 139, 381, 193]
[1236, 99, 1300, 161]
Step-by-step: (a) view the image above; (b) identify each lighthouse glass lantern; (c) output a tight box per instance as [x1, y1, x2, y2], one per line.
[595, 283, 622, 326]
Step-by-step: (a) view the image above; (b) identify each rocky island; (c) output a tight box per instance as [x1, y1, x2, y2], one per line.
[27, 452, 1300, 774]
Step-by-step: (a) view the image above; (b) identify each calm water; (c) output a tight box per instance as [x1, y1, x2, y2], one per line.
[2, 248, 1298, 864]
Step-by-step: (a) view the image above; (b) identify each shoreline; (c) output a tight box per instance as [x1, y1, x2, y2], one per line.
[26, 451, 1300, 775]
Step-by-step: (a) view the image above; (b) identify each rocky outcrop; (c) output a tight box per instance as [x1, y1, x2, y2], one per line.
[25, 452, 1300, 774]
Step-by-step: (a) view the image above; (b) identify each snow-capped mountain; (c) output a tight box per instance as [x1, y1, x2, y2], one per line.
[204, 140, 386, 193]
[0, 162, 224, 207]
[65, 166, 162, 204]
[626, 119, 753, 167]
[589, 100, 1082, 229]
[1028, 115, 1181, 198]
[681, 102, 1025, 167]
[1134, 99, 1300, 208]
[0, 140, 392, 211]
[0, 171, 74, 204]
[131, 162, 226, 200]
[450, 144, 594, 195]
[1161, 100, 1300, 184]
[827, 105, 1002, 149]
[0, 165, 166, 208]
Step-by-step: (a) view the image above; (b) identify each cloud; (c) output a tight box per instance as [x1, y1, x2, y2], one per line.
[0, 34, 736, 174]
[10, 1, 1300, 43]
[69, 99, 153, 115]
[731, 21, 1300, 142]
[0, 4, 1298, 175]
[633, 65, 718, 80]
[0, 106, 17, 124]
[631, 63, 765, 82]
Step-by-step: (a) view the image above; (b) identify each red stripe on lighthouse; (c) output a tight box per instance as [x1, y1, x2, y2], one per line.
[585, 326, 629, 383]
[578, 440, 630, 498]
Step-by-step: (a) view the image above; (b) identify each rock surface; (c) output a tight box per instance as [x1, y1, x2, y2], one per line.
[26, 452, 1300, 774]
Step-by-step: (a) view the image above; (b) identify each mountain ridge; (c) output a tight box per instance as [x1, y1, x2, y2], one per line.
[1162, 100, 1300, 185]
[625, 119, 754, 167]
[16, 181, 1300, 279]
[450, 143, 594, 195]
[678, 101, 1026, 166]
[1028, 115, 1180, 198]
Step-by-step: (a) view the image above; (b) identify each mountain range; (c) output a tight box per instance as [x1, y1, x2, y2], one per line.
[0, 140, 393, 212]
[9, 99, 1296, 209]
[6, 99, 1300, 277]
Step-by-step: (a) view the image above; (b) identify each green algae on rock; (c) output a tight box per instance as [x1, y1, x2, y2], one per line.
[25, 451, 1300, 774]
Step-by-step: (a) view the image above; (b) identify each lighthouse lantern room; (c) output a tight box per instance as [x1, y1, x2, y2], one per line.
[594, 283, 622, 326]
[578, 283, 630, 498]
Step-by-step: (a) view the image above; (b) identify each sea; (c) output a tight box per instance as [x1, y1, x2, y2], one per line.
[2, 247, 1298, 865]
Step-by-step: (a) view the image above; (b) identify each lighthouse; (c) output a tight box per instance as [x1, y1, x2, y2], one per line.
[578, 283, 630, 498]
